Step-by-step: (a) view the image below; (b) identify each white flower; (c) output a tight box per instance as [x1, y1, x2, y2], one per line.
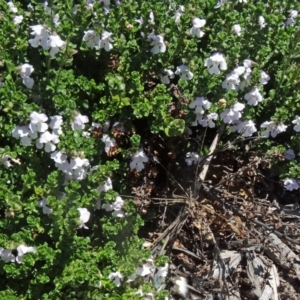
[29, 25, 49, 49]
[159, 69, 174, 84]
[185, 152, 199, 166]
[259, 16, 267, 28]
[174, 5, 184, 24]
[230, 120, 257, 137]
[49, 115, 63, 129]
[1, 155, 12, 167]
[189, 97, 211, 114]
[49, 34, 66, 57]
[53, 13, 60, 27]
[100, 31, 113, 52]
[101, 134, 116, 153]
[222, 71, 240, 91]
[244, 87, 263, 106]
[0, 248, 15, 263]
[271, 123, 287, 137]
[239, 66, 252, 89]
[102, 196, 124, 211]
[77, 208, 90, 229]
[135, 16, 144, 25]
[174, 276, 188, 297]
[154, 263, 168, 287]
[50, 151, 67, 165]
[16, 245, 36, 263]
[18, 63, 35, 89]
[12, 125, 37, 146]
[190, 18, 206, 38]
[136, 258, 155, 276]
[13, 15, 23, 25]
[204, 52, 227, 75]
[150, 35, 166, 54]
[149, 11, 155, 25]
[83, 30, 100, 49]
[214, 0, 227, 9]
[109, 271, 123, 287]
[285, 149, 295, 160]
[175, 65, 193, 80]
[285, 10, 298, 26]
[7, 1, 18, 13]
[98, 177, 113, 193]
[284, 178, 299, 191]
[232, 24, 241, 36]
[36, 131, 56, 152]
[260, 121, 287, 138]
[71, 113, 89, 130]
[29, 111, 48, 133]
[220, 102, 245, 124]
[38, 198, 53, 215]
[130, 149, 148, 171]
[292, 116, 300, 132]
[260, 71, 270, 85]
[198, 113, 218, 128]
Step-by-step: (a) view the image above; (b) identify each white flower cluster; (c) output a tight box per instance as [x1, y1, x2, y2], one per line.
[230, 120, 257, 137]
[12, 112, 63, 152]
[130, 149, 148, 171]
[50, 151, 91, 181]
[260, 121, 287, 138]
[29, 24, 66, 58]
[189, 97, 219, 128]
[0, 245, 36, 264]
[83, 30, 114, 51]
[18, 63, 34, 89]
[71, 113, 89, 130]
[149, 33, 166, 54]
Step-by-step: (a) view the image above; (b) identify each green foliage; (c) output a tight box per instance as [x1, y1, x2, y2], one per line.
[0, 0, 300, 299]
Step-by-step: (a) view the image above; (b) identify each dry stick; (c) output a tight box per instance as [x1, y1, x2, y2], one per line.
[203, 184, 300, 246]
[195, 123, 225, 194]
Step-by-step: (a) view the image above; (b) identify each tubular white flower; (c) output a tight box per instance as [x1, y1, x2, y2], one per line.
[0, 248, 15, 263]
[260, 71, 270, 85]
[204, 52, 227, 75]
[77, 208, 90, 229]
[285, 149, 295, 160]
[232, 24, 241, 36]
[29, 111, 48, 133]
[259, 16, 267, 28]
[190, 18, 206, 38]
[49, 34, 66, 57]
[13, 15, 23, 25]
[284, 178, 299, 191]
[7, 1, 18, 13]
[150, 35, 166, 54]
[175, 65, 193, 80]
[130, 149, 148, 171]
[71, 113, 89, 130]
[292, 116, 300, 132]
[244, 87, 263, 106]
[83, 30, 100, 49]
[185, 152, 200, 166]
[159, 69, 174, 84]
[222, 71, 240, 91]
[108, 272, 123, 287]
[16, 245, 36, 263]
[100, 31, 113, 52]
[189, 97, 211, 114]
